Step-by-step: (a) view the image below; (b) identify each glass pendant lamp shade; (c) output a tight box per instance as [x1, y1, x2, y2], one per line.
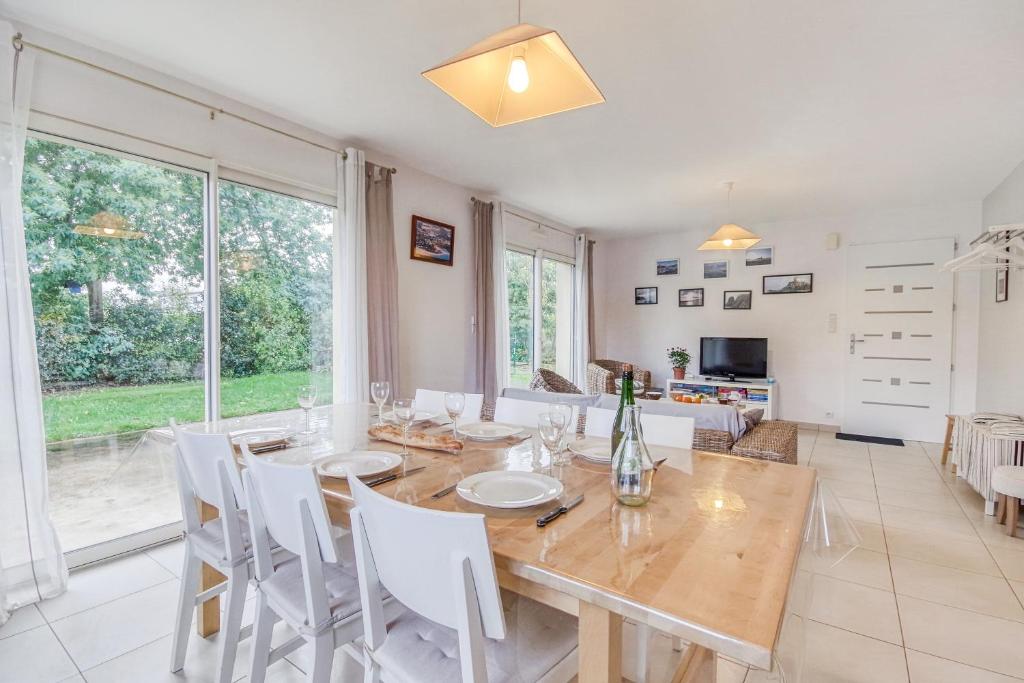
[422, 23, 604, 127]
[697, 223, 762, 251]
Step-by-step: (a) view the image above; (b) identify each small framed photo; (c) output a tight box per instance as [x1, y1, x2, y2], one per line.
[996, 264, 1009, 303]
[723, 290, 752, 310]
[703, 260, 729, 279]
[763, 273, 813, 294]
[745, 246, 773, 267]
[635, 286, 658, 305]
[657, 258, 679, 276]
[678, 288, 704, 307]
[410, 215, 455, 266]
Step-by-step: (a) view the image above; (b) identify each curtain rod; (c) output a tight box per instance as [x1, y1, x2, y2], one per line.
[11, 32, 392, 169]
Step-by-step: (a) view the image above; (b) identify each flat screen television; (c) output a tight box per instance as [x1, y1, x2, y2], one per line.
[699, 337, 768, 380]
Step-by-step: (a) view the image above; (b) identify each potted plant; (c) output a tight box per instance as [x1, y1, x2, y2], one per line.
[667, 346, 691, 380]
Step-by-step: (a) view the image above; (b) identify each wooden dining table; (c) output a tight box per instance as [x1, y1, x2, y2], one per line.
[178, 403, 816, 683]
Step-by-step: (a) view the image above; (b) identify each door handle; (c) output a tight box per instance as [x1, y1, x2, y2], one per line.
[849, 334, 866, 354]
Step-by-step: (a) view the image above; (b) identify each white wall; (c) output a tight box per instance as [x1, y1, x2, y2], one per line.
[978, 161, 1024, 414]
[593, 202, 981, 430]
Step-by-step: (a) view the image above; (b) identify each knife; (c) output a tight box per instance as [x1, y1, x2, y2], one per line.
[367, 465, 425, 488]
[536, 494, 585, 527]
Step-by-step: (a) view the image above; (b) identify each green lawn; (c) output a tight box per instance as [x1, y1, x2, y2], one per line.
[43, 370, 332, 442]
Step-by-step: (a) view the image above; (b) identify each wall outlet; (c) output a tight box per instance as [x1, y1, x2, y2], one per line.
[825, 410, 835, 419]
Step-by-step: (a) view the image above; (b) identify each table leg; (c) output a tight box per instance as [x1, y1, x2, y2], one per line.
[671, 643, 717, 683]
[940, 415, 953, 468]
[578, 602, 622, 683]
[197, 501, 225, 637]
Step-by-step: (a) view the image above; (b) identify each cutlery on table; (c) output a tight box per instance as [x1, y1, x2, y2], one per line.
[430, 483, 458, 499]
[536, 494, 585, 527]
[248, 442, 289, 454]
[366, 465, 426, 488]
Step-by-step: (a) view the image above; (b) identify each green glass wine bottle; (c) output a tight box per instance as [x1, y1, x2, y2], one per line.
[611, 363, 635, 456]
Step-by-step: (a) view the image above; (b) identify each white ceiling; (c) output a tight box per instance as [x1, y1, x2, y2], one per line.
[4, 0, 1024, 235]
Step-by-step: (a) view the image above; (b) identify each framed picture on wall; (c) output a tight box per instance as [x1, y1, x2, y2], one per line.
[635, 287, 658, 305]
[745, 246, 773, 266]
[410, 215, 455, 266]
[723, 290, 752, 310]
[703, 260, 729, 279]
[678, 288, 704, 307]
[657, 258, 679, 276]
[763, 273, 813, 294]
[996, 261, 1009, 303]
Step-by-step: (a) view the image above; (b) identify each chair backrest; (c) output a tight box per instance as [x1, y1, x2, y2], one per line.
[584, 407, 695, 448]
[170, 419, 247, 560]
[242, 450, 339, 565]
[494, 396, 580, 429]
[348, 474, 505, 640]
[414, 388, 485, 423]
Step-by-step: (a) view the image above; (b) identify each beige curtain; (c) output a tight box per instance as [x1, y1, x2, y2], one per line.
[473, 199, 499, 401]
[587, 239, 596, 361]
[365, 163, 399, 396]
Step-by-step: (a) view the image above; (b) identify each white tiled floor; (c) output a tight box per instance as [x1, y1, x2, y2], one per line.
[3, 429, 1024, 682]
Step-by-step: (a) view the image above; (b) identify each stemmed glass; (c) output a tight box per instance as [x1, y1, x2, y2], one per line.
[297, 385, 318, 435]
[444, 392, 466, 438]
[393, 398, 417, 458]
[538, 412, 569, 466]
[548, 402, 574, 453]
[371, 381, 390, 425]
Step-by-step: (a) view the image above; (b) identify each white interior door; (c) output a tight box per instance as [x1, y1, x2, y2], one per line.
[843, 238, 954, 442]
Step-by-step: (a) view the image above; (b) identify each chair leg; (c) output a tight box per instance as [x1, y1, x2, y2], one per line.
[170, 548, 201, 673]
[248, 592, 275, 683]
[308, 633, 334, 683]
[940, 415, 953, 467]
[633, 623, 650, 683]
[1008, 497, 1020, 538]
[672, 636, 685, 652]
[216, 566, 248, 683]
[363, 657, 382, 683]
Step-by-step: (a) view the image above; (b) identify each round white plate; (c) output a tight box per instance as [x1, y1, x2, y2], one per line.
[380, 410, 437, 424]
[568, 437, 614, 463]
[230, 427, 295, 447]
[456, 471, 563, 509]
[458, 422, 525, 441]
[316, 451, 403, 479]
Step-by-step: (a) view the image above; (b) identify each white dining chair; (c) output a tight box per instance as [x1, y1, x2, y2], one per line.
[241, 450, 394, 683]
[584, 407, 695, 449]
[348, 474, 579, 682]
[494, 396, 580, 430]
[414, 388, 485, 423]
[169, 419, 254, 683]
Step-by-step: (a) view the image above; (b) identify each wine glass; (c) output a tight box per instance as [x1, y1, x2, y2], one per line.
[297, 385, 318, 435]
[548, 402, 574, 452]
[444, 392, 466, 438]
[393, 398, 417, 458]
[538, 412, 569, 465]
[371, 381, 390, 425]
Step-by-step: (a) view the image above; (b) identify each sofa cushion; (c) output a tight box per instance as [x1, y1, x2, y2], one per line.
[595, 394, 747, 439]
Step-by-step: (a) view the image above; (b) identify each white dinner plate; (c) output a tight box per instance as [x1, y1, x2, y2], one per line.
[230, 427, 295, 448]
[316, 451, 403, 479]
[458, 422, 525, 441]
[456, 471, 563, 509]
[380, 410, 437, 424]
[568, 437, 613, 464]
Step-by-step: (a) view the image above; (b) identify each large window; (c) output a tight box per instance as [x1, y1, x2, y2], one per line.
[505, 247, 575, 388]
[23, 136, 206, 552]
[218, 181, 334, 418]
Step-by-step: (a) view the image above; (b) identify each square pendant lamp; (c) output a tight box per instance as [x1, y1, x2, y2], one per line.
[422, 23, 605, 127]
[697, 224, 762, 250]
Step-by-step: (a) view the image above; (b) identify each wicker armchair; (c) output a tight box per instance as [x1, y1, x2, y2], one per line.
[587, 360, 653, 397]
[529, 369, 583, 394]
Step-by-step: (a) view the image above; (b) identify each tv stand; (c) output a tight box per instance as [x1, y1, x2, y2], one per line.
[665, 377, 777, 419]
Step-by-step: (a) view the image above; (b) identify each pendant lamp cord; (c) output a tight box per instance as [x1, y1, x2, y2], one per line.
[518, 0, 522, 24]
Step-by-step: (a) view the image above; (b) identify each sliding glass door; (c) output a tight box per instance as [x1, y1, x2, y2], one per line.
[505, 247, 575, 388]
[22, 135, 206, 553]
[217, 181, 334, 418]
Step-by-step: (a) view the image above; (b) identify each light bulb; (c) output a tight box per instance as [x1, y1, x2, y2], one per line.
[722, 238, 733, 247]
[507, 56, 529, 93]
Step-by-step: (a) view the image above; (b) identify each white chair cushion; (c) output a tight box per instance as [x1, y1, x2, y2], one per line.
[189, 513, 252, 566]
[260, 555, 362, 630]
[374, 593, 577, 683]
[993, 466, 1024, 499]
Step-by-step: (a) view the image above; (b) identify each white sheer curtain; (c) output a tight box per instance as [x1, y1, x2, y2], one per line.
[0, 24, 67, 625]
[572, 234, 592, 388]
[334, 148, 369, 402]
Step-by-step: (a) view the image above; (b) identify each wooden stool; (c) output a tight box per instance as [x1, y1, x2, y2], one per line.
[940, 414, 955, 475]
[993, 466, 1024, 537]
